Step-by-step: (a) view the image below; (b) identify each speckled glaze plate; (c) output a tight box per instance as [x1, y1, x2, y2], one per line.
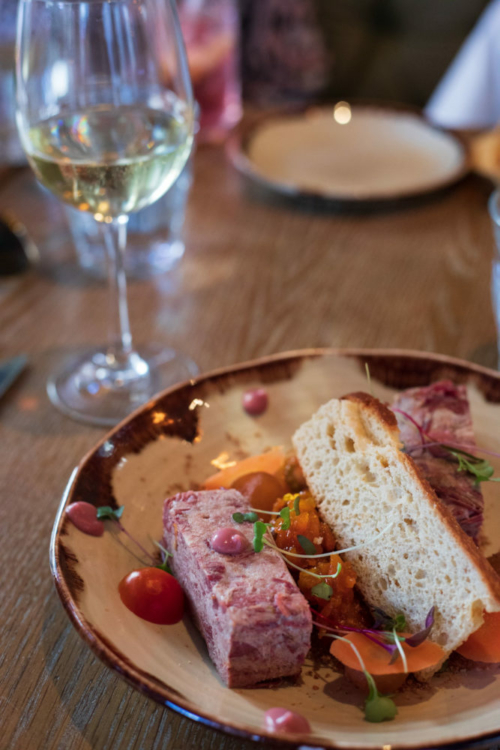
[50, 349, 500, 750]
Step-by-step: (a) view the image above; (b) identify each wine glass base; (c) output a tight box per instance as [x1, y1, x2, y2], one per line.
[47, 344, 198, 427]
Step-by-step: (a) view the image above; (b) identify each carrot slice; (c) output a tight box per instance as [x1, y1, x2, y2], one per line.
[330, 632, 445, 675]
[202, 446, 285, 490]
[456, 612, 500, 663]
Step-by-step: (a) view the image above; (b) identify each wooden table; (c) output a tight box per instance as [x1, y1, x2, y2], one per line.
[0, 146, 497, 749]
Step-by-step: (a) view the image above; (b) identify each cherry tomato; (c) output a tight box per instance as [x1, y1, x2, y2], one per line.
[119, 567, 184, 625]
[231, 471, 285, 515]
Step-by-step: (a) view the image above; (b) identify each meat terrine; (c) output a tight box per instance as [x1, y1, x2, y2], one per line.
[393, 380, 484, 541]
[162, 489, 312, 688]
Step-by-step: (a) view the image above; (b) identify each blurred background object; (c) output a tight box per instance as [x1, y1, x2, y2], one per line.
[0, 0, 24, 164]
[179, 0, 241, 142]
[0, 211, 37, 274]
[239, 0, 330, 106]
[489, 190, 500, 368]
[240, 0, 489, 109]
[426, 0, 500, 130]
[0, 0, 493, 156]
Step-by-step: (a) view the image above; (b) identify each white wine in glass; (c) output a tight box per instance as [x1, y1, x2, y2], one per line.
[16, 0, 196, 426]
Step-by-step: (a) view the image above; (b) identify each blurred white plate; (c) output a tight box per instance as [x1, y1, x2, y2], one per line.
[234, 106, 468, 204]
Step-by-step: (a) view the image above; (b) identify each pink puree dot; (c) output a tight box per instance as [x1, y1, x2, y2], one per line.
[264, 707, 311, 734]
[66, 502, 104, 537]
[242, 388, 268, 416]
[210, 527, 249, 555]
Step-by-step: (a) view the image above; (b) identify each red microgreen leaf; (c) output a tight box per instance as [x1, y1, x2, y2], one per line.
[405, 606, 435, 648]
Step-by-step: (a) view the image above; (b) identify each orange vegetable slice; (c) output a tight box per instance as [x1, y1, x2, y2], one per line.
[330, 632, 445, 675]
[456, 612, 500, 663]
[202, 446, 285, 490]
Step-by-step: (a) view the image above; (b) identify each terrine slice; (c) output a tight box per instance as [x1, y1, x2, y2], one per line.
[393, 380, 484, 541]
[163, 489, 312, 688]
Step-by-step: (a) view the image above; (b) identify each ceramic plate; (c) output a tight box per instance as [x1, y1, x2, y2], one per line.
[51, 349, 500, 749]
[229, 107, 467, 207]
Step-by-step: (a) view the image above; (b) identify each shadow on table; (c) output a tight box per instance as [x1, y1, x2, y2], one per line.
[0, 347, 103, 438]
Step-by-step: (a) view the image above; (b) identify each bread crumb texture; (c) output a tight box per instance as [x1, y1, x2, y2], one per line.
[293, 395, 500, 668]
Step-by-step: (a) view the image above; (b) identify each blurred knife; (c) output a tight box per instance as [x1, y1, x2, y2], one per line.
[0, 355, 27, 400]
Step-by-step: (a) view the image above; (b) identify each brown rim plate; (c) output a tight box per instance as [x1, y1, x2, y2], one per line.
[50, 348, 500, 749]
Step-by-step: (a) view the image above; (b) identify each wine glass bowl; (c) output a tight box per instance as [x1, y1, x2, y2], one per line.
[16, 0, 197, 426]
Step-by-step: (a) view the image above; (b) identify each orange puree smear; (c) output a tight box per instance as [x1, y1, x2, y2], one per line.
[272, 492, 368, 628]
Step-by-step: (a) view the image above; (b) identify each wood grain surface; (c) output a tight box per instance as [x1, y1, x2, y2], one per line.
[0, 145, 498, 750]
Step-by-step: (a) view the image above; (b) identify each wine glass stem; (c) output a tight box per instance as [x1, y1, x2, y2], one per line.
[102, 217, 133, 365]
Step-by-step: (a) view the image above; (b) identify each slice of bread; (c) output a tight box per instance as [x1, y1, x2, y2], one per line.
[293, 392, 500, 674]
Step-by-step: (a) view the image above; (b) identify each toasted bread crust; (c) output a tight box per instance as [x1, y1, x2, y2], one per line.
[343, 392, 399, 432]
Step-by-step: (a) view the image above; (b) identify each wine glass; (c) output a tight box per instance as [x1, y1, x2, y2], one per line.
[16, 0, 196, 426]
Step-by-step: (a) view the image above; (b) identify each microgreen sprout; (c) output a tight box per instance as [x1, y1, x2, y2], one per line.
[392, 627, 408, 673]
[363, 670, 398, 723]
[259, 519, 395, 560]
[283, 557, 342, 581]
[372, 608, 407, 632]
[98, 504, 164, 568]
[97, 505, 124, 521]
[279, 506, 291, 530]
[445, 447, 500, 486]
[293, 495, 301, 515]
[327, 633, 398, 722]
[253, 520, 269, 552]
[97, 505, 172, 573]
[313, 605, 436, 660]
[395, 408, 500, 485]
[154, 540, 173, 574]
[312, 612, 397, 655]
[232, 511, 259, 523]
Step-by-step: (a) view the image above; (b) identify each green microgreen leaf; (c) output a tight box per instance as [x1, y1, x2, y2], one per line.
[328, 634, 396, 722]
[154, 540, 174, 574]
[97, 505, 124, 521]
[157, 558, 173, 573]
[297, 534, 317, 555]
[233, 511, 259, 524]
[293, 495, 301, 516]
[393, 613, 407, 631]
[444, 447, 500, 485]
[279, 506, 291, 530]
[372, 607, 407, 632]
[311, 582, 333, 600]
[253, 521, 268, 552]
[363, 670, 398, 723]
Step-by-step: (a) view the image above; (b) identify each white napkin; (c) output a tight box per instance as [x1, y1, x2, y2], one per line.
[425, 0, 500, 129]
